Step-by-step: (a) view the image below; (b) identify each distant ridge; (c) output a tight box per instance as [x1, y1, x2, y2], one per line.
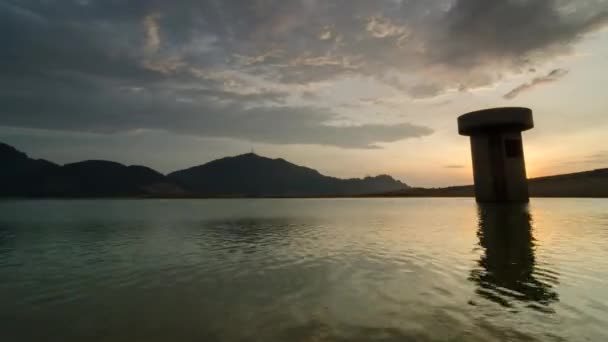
[2, 141, 606, 198]
[377, 168, 608, 198]
[168, 152, 408, 197]
[0, 142, 184, 197]
[0, 142, 408, 198]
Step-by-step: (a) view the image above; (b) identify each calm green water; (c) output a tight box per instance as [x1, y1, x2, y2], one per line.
[1, 198, 608, 341]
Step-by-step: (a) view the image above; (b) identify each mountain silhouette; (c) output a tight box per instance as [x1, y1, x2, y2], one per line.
[43, 160, 184, 197]
[378, 169, 608, 198]
[0, 142, 59, 196]
[0, 142, 184, 197]
[168, 153, 408, 196]
[0, 142, 408, 197]
[3, 141, 606, 198]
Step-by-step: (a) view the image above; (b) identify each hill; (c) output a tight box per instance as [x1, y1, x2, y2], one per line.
[43, 160, 184, 197]
[0, 143, 408, 197]
[0, 142, 184, 197]
[168, 153, 409, 196]
[3, 141, 606, 198]
[0, 143, 59, 196]
[378, 169, 608, 198]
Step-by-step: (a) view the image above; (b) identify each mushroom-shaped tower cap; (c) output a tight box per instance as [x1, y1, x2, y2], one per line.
[458, 107, 534, 136]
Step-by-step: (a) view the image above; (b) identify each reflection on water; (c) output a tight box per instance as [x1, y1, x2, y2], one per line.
[1, 199, 608, 341]
[470, 204, 559, 311]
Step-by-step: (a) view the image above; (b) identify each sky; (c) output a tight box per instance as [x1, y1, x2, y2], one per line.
[1, 0, 607, 187]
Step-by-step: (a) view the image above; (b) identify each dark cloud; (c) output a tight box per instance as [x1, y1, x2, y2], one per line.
[504, 68, 569, 99]
[0, 73, 432, 148]
[0, 0, 606, 147]
[177, 87, 290, 104]
[444, 164, 466, 169]
[227, 0, 607, 96]
[407, 83, 445, 99]
[561, 150, 608, 168]
[437, 0, 608, 66]
[580, 151, 608, 166]
[301, 91, 320, 101]
[0, 0, 438, 148]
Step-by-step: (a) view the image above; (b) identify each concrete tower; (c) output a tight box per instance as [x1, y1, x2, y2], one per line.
[458, 107, 534, 203]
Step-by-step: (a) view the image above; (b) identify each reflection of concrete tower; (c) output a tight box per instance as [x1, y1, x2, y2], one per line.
[458, 107, 534, 203]
[470, 204, 558, 310]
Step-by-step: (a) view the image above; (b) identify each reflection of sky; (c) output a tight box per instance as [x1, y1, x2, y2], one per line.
[1, 1, 607, 187]
[2, 198, 608, 340]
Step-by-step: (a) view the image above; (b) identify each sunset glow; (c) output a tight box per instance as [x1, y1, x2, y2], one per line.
[1, 0, 607, 186]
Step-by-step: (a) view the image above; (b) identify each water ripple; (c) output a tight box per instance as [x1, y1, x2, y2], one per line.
[0, 198, 607, 341]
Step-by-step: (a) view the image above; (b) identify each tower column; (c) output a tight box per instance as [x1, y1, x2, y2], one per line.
[458, 107, 534, 203]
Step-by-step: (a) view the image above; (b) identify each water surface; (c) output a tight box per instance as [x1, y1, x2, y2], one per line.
[1, 198, 607, 341]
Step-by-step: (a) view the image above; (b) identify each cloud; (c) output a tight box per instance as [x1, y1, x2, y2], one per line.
[318, 27, 333, 41]
[231, 0, 607, 96]
[177, 87, 289, 104]
[444, 165, 466, 169]
[0, 73, 433, 148]
[586, 151, 608, 164]
[408, 83, 445, 99]
[0, 0, 606, 147]
[560, 150, 608, 168]
[301, 91, 320, 100]
[366, 15, 410, 39]
[437, 0, 608, 65]
[578, 150, 608, 166]
[503, 68, 569, 99]
[144, 12, 162, 52]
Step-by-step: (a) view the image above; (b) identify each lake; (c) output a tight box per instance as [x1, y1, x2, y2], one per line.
[1, 198, 607, 341]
